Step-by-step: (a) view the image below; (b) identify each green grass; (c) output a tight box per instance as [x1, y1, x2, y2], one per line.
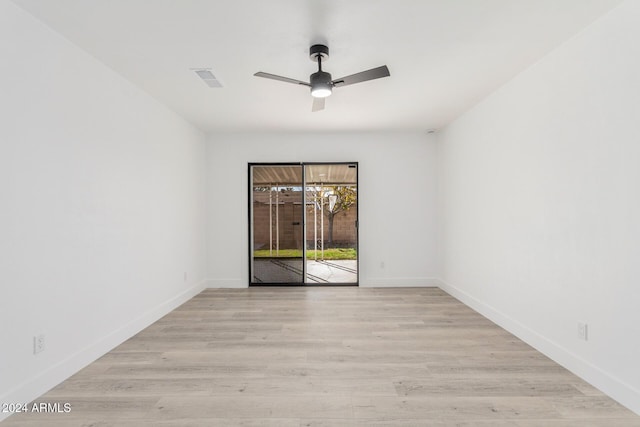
[253, 248, 357, 260]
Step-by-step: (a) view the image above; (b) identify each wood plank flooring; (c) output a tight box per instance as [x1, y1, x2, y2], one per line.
[4, 287, 638, 426]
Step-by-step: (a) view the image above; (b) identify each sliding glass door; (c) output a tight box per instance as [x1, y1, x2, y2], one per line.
[249, 163, 358, 285]
[304, 164, 358, 284]
[250, 165, 305, 284]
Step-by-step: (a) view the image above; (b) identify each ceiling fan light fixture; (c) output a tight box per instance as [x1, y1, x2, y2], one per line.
[310, 70, 333, 98]
[311, 84, 332, 98]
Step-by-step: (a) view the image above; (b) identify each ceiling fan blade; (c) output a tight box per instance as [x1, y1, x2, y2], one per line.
[332, 65, 390, 87]
[311, 97, 325, 112]
[254, 72, 310, 87]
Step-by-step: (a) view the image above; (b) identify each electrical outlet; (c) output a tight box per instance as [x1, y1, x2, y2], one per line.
[33, 334, 45, 354]
[380, 261, 385, 269]
[578, 322, 588, 341]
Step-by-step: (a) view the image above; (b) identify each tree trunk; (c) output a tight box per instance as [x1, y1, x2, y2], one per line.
[328, 212, 335, 247]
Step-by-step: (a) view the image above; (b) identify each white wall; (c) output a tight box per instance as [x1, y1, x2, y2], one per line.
[206, 132, 438, 288]
[0, 1, 207, 418]
[438, 0, 640, 414]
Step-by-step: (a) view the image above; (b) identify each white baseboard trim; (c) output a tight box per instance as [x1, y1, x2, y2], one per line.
[206, 278, 441, 288]
[204, 279, 246, 288]
[438, 278, 640, 416]
[0, 281, 206, 422]
[360, 277, 442, 288]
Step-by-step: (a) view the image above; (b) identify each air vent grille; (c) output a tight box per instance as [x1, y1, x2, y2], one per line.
[192, 68, 223, 88]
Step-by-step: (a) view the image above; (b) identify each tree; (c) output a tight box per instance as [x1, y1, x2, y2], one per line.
[308, 186, 357, 246]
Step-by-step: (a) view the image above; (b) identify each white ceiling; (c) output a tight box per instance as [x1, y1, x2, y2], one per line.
[12, 0, 622, 133]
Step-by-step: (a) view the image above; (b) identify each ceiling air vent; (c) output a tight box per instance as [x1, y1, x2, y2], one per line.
[193, 68, 222, 88]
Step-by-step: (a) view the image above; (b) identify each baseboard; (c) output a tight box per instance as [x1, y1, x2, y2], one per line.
[0, 281, 206, 422]
[205, 278, 441, 288]
[438, 278, 640, 416]
[360, 277, 442, 287]
[204, 278, 246, 288]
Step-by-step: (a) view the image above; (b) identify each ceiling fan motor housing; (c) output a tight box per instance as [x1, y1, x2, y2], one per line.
[310, 71, 332, 97]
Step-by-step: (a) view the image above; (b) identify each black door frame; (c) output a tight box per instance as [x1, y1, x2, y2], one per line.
[248, 162, 359, 287]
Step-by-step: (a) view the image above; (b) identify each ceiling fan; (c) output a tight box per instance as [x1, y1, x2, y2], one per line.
[254, 44, 390, 112]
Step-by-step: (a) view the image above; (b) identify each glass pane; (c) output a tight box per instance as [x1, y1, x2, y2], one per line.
[305, 164, 358, 284]
[251, 165, 304, 284]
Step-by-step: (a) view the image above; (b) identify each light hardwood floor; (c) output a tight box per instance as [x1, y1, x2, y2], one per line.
[4, 287, 638, 426]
